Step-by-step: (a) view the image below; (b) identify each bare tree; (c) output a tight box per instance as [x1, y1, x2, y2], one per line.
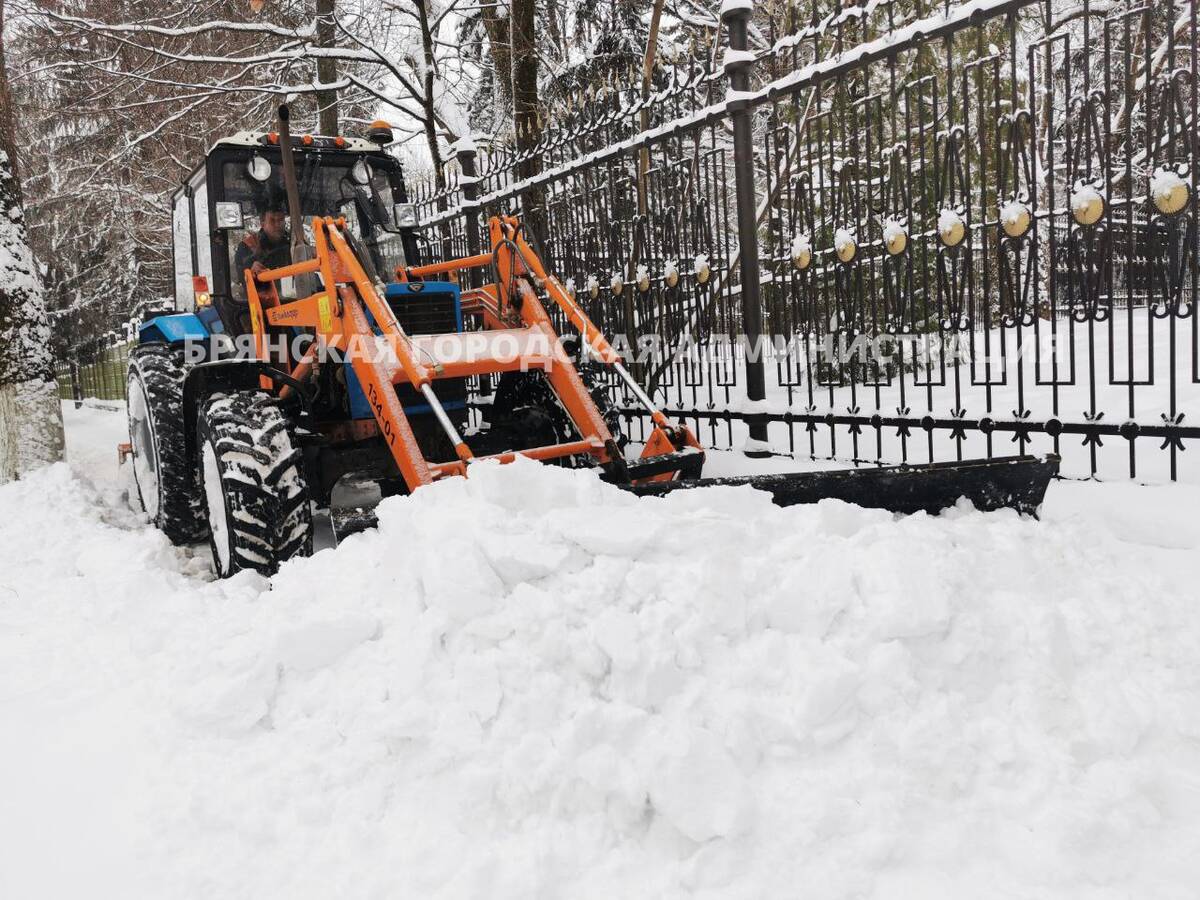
[5, 0, 480, 339]
[0, 0, 64, 482]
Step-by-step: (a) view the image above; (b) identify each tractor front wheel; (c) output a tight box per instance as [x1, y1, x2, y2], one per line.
[197, 391, 313, 578]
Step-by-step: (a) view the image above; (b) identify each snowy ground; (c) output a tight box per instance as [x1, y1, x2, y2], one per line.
[1, 403, 1199, 898]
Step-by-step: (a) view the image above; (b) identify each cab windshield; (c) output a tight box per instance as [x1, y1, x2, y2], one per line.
[222, 154, 407, 296]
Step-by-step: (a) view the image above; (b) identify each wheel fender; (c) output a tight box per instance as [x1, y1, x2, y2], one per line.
[182, 360, 307, 460]
[138, 313, 211, 345]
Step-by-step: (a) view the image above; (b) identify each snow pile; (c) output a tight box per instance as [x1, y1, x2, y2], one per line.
[833, 227, 855, 253]
[4, 444, 1200, 897]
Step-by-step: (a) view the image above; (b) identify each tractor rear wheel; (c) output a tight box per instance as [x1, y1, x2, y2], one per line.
[126, 344, 208, 544]
[197, 391, 313, 578]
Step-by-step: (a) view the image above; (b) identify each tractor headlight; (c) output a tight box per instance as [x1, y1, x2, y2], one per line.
[393, 203, 419, 229]
[215, 201, 244, 230]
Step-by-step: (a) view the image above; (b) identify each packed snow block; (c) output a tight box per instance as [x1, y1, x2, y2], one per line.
[591, 607, 641, 671]
[374, 486, 508, 621]
[176, 657, 280, 735]
[648, 726, 754, 843]
[274, 614, 381, 674]
[477, 530, 575, 588]
[465, 453, 616, 512]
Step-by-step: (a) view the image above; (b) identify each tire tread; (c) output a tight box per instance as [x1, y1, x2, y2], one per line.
[127, 344, 208, 544]
[198, 391, 313, 577]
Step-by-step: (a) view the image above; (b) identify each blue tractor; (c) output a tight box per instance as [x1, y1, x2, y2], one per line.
[126, 118, 611, 575]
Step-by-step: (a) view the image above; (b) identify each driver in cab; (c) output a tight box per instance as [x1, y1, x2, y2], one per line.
[235, 203, 291, 282]
[221, 202, 293, 337]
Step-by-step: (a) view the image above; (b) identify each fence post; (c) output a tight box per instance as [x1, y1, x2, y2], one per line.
[69, 357, 82, 409]
[456, 137, 491, 397]
[722, 0, 769, 450]
[455, 138, 483, 284]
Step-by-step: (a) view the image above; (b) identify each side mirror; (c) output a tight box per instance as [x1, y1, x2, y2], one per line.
[247, 155, 272, 182]
[351, 159, 373, 186]
[214, 201, 244, 230]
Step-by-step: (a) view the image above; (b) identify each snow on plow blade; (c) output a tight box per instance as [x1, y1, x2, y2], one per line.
[330, 455, 1059, 544]
[621, 454, 1060, 517]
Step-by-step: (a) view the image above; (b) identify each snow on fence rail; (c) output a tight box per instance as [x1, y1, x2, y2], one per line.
[410, 0, 1200, 483]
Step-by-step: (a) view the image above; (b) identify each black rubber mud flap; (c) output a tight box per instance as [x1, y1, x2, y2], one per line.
[328, 476, 385, 545]
[620, 454, 1060, 517]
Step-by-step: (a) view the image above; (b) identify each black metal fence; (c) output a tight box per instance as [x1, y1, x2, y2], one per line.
[413, 0, 1200, 482]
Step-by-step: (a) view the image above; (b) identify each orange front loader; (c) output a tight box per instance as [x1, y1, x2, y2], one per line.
[244, 213, 705, 502]
[125, 108, 1057, 580]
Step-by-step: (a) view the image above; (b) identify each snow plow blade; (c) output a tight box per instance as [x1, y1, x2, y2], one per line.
[621, 454, 1060, 517]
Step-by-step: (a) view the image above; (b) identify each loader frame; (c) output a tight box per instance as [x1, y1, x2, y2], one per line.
[242, 213, 703, 492]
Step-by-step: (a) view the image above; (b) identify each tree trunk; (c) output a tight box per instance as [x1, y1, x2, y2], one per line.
[480, 1, 513, 129]
[0, 0, 17, 189]
[315, 0, 339, 134]
[510, 0, 539, 164]
[414, 0, 446, 190]
[626, 0, 668, 378]
[414, 0, 453, 259]
[0, 0, 65, 482]
[510, 0, 543, 239]
[637, 0, 667, 218]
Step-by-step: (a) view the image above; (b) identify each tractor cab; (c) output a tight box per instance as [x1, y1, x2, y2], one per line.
[169, 129, 420, 334]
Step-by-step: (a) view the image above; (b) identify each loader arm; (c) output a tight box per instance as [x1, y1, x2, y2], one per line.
[400, 215, 708, 482]
[245, 214, 700, 500]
